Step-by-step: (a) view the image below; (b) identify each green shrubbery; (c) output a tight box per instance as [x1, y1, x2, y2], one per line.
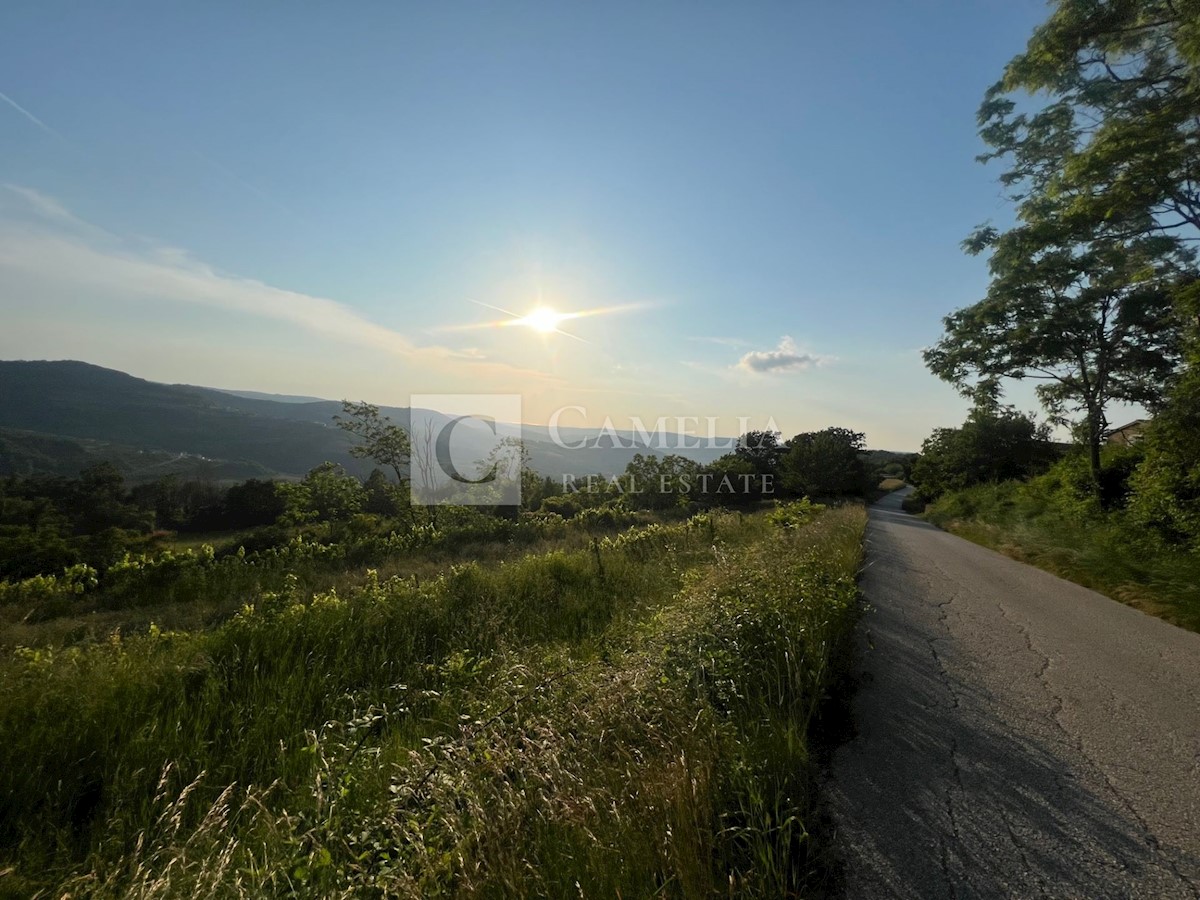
[766, 497, 826, 529]
[0, 505, 865, 897]
[922, 447, 1200, 631]
[1127, 360, 1200, 550]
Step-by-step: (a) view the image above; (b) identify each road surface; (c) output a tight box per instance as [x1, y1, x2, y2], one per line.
[827, 487, 1200, 899]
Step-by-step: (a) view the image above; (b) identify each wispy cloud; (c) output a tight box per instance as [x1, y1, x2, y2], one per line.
[0, 185, 559, 385]
[735, 336, 824, 374]
[0, 90, 64, 140]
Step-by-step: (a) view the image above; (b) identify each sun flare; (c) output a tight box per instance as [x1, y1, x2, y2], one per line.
[517, 306, 567, 333]
[434, 298, 647, 343]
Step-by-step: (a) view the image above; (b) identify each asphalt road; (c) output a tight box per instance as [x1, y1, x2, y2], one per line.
[827, 487, 1200, 899]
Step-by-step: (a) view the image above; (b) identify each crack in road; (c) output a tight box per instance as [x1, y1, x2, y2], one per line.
[830, 489, 1200, 899]
[993, 590, 1200, 898]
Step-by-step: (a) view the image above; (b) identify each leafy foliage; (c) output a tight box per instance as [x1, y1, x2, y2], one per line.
[1128, 352, 1200, 547]
[910, 406, 1058, 498]
[978, 0, 1200, 241]
[778, 427, 867, 497]
[929, 0, 1200, 484]
[333, 400, 412, 484]
[927, 223, 1189, 480]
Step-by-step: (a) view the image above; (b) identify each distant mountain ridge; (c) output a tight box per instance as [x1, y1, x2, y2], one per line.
[0, 360, 363, 479]
[212, 389, 329, 404]
[0, 360, 730, 482]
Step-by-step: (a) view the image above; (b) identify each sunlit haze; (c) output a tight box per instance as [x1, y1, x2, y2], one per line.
[0, 1, 1055, 448]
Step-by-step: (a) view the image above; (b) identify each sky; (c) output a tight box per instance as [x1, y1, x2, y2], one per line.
[0, 0, 1055, 450]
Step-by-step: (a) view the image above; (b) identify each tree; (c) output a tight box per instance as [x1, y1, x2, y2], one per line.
[362, 468, 402, 516]
[1128, 284, 1200, 545]
[732, 430, 784, 476]
[910, 406, 1057, 498]
[952, 0, 1200, 491]
[926, 223, 1188, 484]
[701, 454, 764, 506]
[409, 416, 440, 500]
[978, 0, 1200, 243]
[475, 435, 530, 485]
[778, 427, 866, 497]
[334, 401, 411, 484]
[223, 479, 286, 528]
[619, 453, 701, 510]
[283, 463, 366, 523]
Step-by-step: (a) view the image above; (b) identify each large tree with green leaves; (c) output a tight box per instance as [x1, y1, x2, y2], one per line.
[978, 0, 1200, 242]
[926, 223, 1188, 482]
[930, 0, 1199, 487]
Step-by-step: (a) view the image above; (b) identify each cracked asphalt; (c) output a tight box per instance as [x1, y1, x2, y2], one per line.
[827, 487, 1200, 899]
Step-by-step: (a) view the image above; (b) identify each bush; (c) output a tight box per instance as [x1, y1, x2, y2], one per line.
[766, 498, 826, 529]
[1128, 360, 1200, 548]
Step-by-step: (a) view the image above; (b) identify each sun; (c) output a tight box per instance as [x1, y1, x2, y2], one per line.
[436, 298, 645, 343]
[517, 306, 567, 334]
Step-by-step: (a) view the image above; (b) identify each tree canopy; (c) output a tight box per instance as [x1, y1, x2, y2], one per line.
[334, 401, 412, 485]
[926, 223, 1188, 477]
[778, 427, 866, 498]
[928, 0, 1199, 484]
[978, 0, 1200, 241]
[911, 406, 1057, 498]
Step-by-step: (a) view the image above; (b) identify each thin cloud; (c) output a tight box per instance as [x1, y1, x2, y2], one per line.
[0, 90, 64, 140]
[0, 186, 561, 386]
[1, 184, 107, 237]
[736, 336, 822, 374]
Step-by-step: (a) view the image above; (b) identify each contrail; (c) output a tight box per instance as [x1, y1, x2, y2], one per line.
[0, 90, 65, 140]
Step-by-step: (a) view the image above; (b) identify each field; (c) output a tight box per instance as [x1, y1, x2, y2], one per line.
[0, 502, 865, 898]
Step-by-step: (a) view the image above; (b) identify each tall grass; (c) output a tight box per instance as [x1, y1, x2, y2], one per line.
[0, 504, 866, 897]
[0, 510, 660, 649]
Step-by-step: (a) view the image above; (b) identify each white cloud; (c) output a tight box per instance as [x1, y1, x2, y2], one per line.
[735, 336, 823, 374]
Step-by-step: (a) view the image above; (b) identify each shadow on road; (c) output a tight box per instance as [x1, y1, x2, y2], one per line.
[829, 504, 1200, 898]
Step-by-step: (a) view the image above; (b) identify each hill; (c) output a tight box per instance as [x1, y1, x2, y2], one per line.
[0, 360, 364, 479]
[0, 427, 274, 481]
[0, 360, 728, 481]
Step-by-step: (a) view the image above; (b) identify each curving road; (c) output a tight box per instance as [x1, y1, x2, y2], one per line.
[827, 487, 1200, 899]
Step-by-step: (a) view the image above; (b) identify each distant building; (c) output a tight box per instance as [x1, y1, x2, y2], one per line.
[1106, 419, 1150, 446]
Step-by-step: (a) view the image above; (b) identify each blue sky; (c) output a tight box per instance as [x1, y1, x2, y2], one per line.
[0, 0, 1052, 449]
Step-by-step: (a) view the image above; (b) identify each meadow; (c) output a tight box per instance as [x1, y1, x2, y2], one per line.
[0, 500, 865, 898]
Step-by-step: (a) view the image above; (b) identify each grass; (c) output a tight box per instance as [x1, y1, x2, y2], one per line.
[0, 504, 866, 897]
[0, 511, 659, 649]
[865, 478, 907, 503]
[924, 482, 1200, 633]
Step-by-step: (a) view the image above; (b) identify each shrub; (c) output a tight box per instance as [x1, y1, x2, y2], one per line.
[767, 497, 825, 529]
